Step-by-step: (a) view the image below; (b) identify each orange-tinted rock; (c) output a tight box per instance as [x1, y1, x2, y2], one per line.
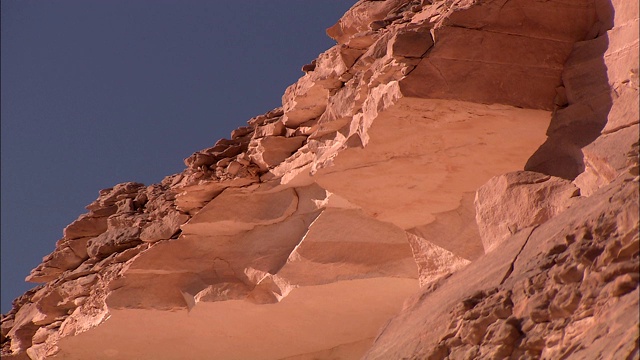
[139, 211, 188, 243]
[2, 0, 638, 359]
[326, 0, 406, 45]
[475, 171, 579, 253]
[62, 215, 107, 241]
[247, 136, 307, 171]
[365, 175, 639, 360]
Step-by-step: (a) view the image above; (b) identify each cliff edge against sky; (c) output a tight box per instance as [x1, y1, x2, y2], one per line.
[2, 0, 638, 359]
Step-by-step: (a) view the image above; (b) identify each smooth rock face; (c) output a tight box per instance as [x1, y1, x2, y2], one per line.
[2, 0, 638, 359]
[407, 192, 483, 261]
[313, 96, 551, 233]
[475, 171, 579, 253]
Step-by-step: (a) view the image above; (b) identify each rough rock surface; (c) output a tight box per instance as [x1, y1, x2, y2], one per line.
[2, 0, 638, 359]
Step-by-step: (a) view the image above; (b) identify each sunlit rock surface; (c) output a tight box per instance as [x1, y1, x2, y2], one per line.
[2, 0, 638, 359]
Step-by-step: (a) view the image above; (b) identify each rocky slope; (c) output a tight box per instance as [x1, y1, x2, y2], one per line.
[2, 0, 638, 359]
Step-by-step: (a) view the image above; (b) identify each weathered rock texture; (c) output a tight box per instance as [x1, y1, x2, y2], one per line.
[2, 0, 638, 359]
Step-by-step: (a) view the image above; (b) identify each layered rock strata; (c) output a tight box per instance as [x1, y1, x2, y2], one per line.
[2, 0, 638, 359]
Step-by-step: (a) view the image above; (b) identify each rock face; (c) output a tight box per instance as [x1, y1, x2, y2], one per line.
[2, 0, 638, 359]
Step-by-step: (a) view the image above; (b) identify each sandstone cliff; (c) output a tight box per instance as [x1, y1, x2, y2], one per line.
[2, 0, 638, 359]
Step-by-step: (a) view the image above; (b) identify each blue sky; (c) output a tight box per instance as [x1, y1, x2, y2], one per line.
[1, 0, 355, 314]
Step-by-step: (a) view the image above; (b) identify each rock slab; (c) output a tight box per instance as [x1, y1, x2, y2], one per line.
[2, 0, 638, 359]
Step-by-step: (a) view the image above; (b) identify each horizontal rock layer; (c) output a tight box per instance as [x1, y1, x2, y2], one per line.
[2, 0, 638, 359]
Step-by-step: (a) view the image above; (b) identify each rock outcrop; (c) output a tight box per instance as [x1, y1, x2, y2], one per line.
[2, 0, 638, 359]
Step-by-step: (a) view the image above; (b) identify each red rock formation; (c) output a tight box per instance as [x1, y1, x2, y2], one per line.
[2, 0, 638, 359]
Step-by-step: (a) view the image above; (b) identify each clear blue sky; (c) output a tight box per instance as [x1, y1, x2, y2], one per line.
[1, 0, 355, 314]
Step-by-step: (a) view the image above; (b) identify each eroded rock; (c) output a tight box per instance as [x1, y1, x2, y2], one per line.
[2, 0, 638, 359]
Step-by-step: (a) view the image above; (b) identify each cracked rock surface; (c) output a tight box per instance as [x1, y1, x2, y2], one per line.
[2, 0, 638, 359]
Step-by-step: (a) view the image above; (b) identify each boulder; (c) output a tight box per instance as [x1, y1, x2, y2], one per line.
[86, 227, 142, 259]
[247, 136, 307, 171]
[62, 215, 108, 240]
[139, 211, 189, 243]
